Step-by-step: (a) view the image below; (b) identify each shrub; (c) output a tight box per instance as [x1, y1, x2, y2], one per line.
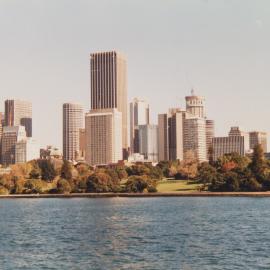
[0, 186, 9, 195]
[57, 179, 72, 194]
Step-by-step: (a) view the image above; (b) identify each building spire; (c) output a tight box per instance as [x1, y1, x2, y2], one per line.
[191, 88, 195, 96]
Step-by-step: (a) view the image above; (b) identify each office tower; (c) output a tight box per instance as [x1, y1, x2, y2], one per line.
[168, 108, 185, 160]
[85, 109, 122, 165]
[1, 126, 26, 165]
[206, 120, 215, 156]
[15, 138, 39, 163]
[212, 136, 246, 161]
[79, 128, 86, 160]
[249, 131, 267, 153]
[138, 124, 158, 162]
[90, 51, 128, 157]
[0, 112, 3, 163]
[0, 112, 3, 139]
[183, 115, 207, 162]
[212, 127, 250, 161]
[185, 90, 205, 118]
[158, 113, 169, 161]
[130, 98, 150, 153]
[5, 99, 32, 137]
[63, 103, 83, 161]
[228, 127, 249, 152]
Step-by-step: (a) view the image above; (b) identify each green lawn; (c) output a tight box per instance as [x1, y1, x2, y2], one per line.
[157, 179, 202, 193]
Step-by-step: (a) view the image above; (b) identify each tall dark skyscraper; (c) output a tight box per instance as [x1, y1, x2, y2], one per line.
[4, 99, 32, 137]
[90, 51, 128, 157]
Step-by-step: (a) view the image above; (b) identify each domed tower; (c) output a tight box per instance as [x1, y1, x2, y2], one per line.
[185, 89, 205, 118]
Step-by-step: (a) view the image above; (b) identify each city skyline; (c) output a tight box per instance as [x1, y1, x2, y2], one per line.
[0, 0, 270, 148]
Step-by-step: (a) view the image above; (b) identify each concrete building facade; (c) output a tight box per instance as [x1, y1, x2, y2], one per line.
[85, 109, 122, 165]
[138, 124, 158, 162]
[15, 138, 40, 163]
[63, 103, 84, 161]
[130, 98, 150, 154]
[158, 113, 169, 161]
[206, 119, 215, 157]
[90, 51, 128, 157]
[5, 99, 32, 137]
[249, 131, 267, 153]
[185, 90, 205, 118]
[183, 115, 207, 162]
[212, 136, 246, 161]
[1, 126, 27, 165]
[168, 109, 185, 161]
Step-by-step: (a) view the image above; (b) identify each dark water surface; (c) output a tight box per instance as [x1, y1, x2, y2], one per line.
[0, 197, 270, 269]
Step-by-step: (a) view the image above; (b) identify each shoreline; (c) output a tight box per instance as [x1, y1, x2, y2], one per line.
[1, 192, 270, 198]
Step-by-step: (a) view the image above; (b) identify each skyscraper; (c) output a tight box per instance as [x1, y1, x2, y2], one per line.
[206, 119, 215, 157]
[5, 99, 32, 137]
[185, 90, 205, 118]
[130, 98, 150, 154]
[138, 124, 158, 162]
[63, 103, 83, 161]
[249, 131, 267, 153]
[85, 109, 122, 165]
[1, 126, 27, 165]
[158, 113, 169, 161]
[0, 112, 4, 163]
[15, 138, 40, 163]
[90, 51, 128, 157]
[168, 108, 185, 161]
[183, 115, 207, 162]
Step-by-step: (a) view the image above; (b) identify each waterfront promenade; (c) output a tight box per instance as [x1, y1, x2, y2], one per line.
[1, 192, 270, 198]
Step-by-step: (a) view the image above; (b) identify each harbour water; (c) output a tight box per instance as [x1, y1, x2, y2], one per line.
[0, 197, 270, 269]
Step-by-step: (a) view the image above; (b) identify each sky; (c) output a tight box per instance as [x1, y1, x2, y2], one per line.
[0, 0, 270, 149]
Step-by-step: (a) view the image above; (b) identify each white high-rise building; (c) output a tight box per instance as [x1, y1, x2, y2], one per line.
[85, 109, 122, 165]
[63, 103, 84, 161]
[130, 98, 150, 154]
[138, 124, 158, 162]
[15, 138, 40, 163]
[183, 115, 207, 162]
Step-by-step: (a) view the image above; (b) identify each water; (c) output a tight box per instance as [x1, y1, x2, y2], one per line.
[0, 198, 270, 269]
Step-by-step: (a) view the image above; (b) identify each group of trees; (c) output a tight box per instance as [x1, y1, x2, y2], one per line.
[197, 144, 270, 192]
[0, 160, 163, 195]
[0, 144, 267, 194]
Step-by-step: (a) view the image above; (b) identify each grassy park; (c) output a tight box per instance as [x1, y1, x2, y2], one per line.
[157, 179, 202, 193]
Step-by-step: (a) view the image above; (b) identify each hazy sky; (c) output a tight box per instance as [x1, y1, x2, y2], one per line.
[0, 0, 269, 149]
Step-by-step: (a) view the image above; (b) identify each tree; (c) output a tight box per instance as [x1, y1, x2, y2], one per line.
[29, 160, 41, 179]
[197, 162, 218, 185]
[61, 160, 73, 180]
[125, 175, 149, 193]
[57, 179, 72, 194]
[223, 172, 240, 192]
[86, 172, 119, 192]
[249, 144, 266, 180]
[37, 160, 57, 182]
[216, 153, 250, 172]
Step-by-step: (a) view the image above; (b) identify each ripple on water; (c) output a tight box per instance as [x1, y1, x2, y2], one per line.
[0, 197, 270, 269]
